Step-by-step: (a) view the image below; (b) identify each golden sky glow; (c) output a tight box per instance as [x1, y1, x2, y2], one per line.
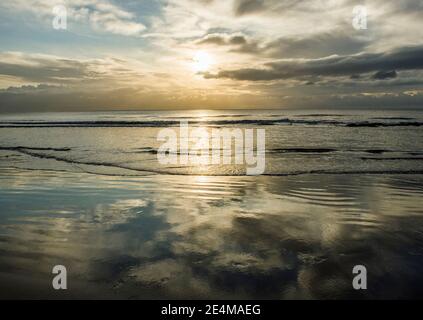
[0, 0, 422, 111]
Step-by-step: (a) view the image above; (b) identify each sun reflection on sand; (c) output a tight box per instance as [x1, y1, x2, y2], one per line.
[1, 169, 423, 299]
[194, 175, 211, 184]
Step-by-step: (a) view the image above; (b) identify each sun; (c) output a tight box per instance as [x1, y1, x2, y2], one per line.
[192, 51, 214, 72]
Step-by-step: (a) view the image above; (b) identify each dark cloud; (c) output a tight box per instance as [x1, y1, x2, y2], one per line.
[234, 0, 266, 16]
[0, 59, 90, 84]
[204, 45, 423, 81]
[233, 0, 301, 16]
[372, 70, 398, 80]
[196, 34, 230, 46]
[196, 33, 261, 54]
[262, 32, 371, 59]
[232, 0, 423, 18]
[308, 91, 423, 110]
[197, 34, 248, 46]
[0, 53, 144, 89]
[229, 35, 248, 45]
[0, 84, 64, 94]
[197, 30, 372, 59]
[385, 0, 423, 15]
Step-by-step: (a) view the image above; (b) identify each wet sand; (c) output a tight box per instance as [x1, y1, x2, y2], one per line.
[1, 168, 423, 299]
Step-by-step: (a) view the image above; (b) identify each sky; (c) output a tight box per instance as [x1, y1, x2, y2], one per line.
[0, 0, 422, 112]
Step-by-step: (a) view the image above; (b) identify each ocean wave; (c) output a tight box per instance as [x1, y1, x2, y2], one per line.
[370, 117, 416, 120]
[267, 148, 414, 155]
[1, 119, 423, 128]
[2, 146, 423, 177]
[268, 148, 337, 154]
[295, 114, 345, 117]
[346, 122, 423, 127]
[0, 146, 71, 152]
[361, 157, 423, 161]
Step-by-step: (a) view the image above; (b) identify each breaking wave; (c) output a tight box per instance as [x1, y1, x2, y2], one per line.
[1, 118, 423, 128]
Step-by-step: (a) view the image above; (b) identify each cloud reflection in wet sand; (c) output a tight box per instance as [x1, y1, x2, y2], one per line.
[0, 169, 423, 299]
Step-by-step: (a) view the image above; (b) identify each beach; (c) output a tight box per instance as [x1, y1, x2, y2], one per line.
[0, 110, 423, 299]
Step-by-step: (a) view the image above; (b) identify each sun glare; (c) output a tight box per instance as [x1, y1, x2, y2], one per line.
[192, 51, 214, 72]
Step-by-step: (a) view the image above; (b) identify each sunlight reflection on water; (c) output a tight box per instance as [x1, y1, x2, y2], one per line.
[0, 169, 423, 299]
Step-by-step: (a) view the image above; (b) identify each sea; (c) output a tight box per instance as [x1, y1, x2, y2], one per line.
[0, 109, 422, 299]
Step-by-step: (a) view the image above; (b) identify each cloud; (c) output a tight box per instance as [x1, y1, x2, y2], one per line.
[1, 0, 423, 111]
[0, 52, 91, 84]
[234, 0, 267, 16]
[196, 30, 372, 58]
[88, 9, 146, 36]
[233, 0, 313, 17]
[260, 32, 371, 59]
[0, 83, 64, 94]
[372, 70, 397, 80]
[2, 0, 146, 36]
[196, 34, 228, 46]
[204, 45, 423, 81]
[0, 52, 146, 86]
[196, 33, 260, 55]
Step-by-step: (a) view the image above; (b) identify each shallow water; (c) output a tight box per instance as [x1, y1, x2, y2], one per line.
[0, 169, 423, 299]
[0, 110, 423, 299]
[1, 109, 423, 176]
